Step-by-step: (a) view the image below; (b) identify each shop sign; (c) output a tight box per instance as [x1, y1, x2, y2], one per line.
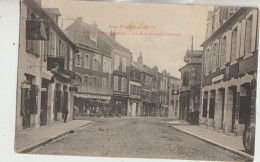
[26, 20, 50, 40]
[47, 57, 64, 72]
[212, 74, 224, 83]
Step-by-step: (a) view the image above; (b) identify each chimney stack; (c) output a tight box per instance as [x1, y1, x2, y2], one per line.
[137, 52, 143, 65]
[76, 17, 83, 34]
[88, 21, 98, 44]
[110, 30, 116, 40]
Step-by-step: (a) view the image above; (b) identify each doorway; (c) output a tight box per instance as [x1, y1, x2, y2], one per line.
[40, 79, 49, 126]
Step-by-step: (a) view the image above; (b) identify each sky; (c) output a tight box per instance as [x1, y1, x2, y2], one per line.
[42, 0, 214, 78]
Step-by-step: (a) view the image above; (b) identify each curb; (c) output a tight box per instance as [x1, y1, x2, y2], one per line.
[16, 121, 93, 153]
[170, 126, 254, 161]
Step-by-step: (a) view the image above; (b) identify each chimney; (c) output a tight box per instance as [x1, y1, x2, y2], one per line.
[110, 30, 116, 40]
[76, 17, 83, 34]
[137, 52, 143, 65]
[88, 21, 98, 44]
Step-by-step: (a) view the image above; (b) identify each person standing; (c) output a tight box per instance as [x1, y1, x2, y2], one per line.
[63, 106, 68, 123]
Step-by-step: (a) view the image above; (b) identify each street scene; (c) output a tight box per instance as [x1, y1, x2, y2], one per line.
[15, 0, 258, 161]
[31, 117, 251, 161]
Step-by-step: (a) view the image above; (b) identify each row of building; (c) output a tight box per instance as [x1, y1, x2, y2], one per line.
[179, 6, 259, 136]
[16, 0, 181, 130]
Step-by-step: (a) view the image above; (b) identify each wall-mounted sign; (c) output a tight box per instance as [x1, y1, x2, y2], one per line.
[26, 20, 50, 40]
[47, 57, 64, 72]
[212, 74, 224, 83]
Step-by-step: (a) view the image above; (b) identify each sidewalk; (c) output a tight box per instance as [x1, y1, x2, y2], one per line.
[15, 120, 92, 153]
[166, 120, 254, 160]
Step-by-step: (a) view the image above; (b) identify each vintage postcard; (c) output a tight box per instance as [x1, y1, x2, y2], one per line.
[14, 0, 259, 161]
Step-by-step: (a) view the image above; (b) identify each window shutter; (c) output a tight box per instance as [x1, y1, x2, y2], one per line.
[251, 10, 258, 53]
[240, 20, 246, 57]
[236, 23, 241, 59]
[218, 40, 221, 67]
[226, 30, 232, 63]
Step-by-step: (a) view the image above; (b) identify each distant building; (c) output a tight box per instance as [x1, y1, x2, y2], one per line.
[179, 50, 203, 123]
[128, 63, 142, 116]
[158, 70, 170, 117]
[132, 53, 157, 117]
[200, 7, 258, 135]
[133, 53, 180, 117]
[168, 76, 181, 118]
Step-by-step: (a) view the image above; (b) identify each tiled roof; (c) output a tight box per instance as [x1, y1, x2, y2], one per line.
[81, 22, 130, 53]
[64, 30, 110, 57]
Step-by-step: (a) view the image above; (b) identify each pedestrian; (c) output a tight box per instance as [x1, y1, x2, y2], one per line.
[63, 107, 68, 123]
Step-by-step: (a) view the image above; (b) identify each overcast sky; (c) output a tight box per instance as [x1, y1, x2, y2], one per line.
[42, 0, 214, 78]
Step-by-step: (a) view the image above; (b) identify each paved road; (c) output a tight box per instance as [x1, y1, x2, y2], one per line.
[32, 117, 251, 161]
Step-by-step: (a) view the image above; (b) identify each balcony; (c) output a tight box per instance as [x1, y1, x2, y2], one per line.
[77, 85, 113, 96]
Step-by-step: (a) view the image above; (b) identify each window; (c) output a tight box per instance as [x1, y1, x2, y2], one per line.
[50, 32, 55, 56]
[114, 76, 119, 91]
[93, 77, 97, 87]
[220, 36, 226, 66]
[84, 54, 89, 68]
[182, 71, 189, 86]
[245, 16, 253, 55]
[215, 10, 220, 31]
[103, 61, 107, 72]
[93, 59, 97, 70]
[26, 9, 40, 56]
[222, 7, 229, 23]
[83, 76, 88, 86]
[115, 55, 120, 70]
[212, 15, 215, 33]
[231, 28, 237, 62]
[212, 42, 219, 69]
[43, 40, 49, 61]
[102, 78, 107, 89]
[206, 48, 212, 72]
[121, 77, 127, 92]
[75, 53, 81, 67]
[122, 57, 127, 72]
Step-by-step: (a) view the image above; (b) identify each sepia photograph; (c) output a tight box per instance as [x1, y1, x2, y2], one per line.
[13, 0, 259, 161]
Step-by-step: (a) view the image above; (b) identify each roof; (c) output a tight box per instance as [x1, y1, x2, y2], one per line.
[64, 29, 110, 57]
[43, 8, 61, 16]
[81, 22, 131, 53]
[132, 61, 153, 76]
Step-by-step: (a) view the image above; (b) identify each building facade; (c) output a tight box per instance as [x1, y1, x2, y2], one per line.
[128, 64, 142, 117]
[65, 18, 113, 117]
[158, 70, 170, 117]
[179, 50, 203, 123]
[16, 0, 77, 130]
[168, 76, 181, 118]
[200, 7, 258, 135]
[65, 17, 132, 116]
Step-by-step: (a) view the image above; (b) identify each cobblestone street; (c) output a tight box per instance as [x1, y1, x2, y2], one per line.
[32, 118, 251, 161]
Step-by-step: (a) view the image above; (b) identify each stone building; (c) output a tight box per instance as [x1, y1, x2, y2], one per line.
[179, 50, 203, 123]
[65, 17, 132, 116]
[158, 70, 170, 117]
[65, 19, 113, 116]
[168, 76, 181, 118]
[16, 0, 77, 130]
[200, 7, 258, 135]
[128, 63, 142, 117]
